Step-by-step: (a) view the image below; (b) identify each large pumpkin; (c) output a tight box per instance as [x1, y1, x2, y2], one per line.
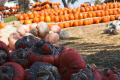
[37, 22, 49, 38]
[45, 31, 59, 44]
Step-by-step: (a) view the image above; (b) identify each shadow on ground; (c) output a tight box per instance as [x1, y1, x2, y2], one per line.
[60, 40, 120, 69]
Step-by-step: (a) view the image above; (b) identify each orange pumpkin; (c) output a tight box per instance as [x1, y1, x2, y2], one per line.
[58, 23, 64, 28]
[73, 21, 79, 27]
[96, 11, 101, 17]
[80, 7, 85, 12]
[28, 13, 34, 19]
[87, 12, 93, 18]
[83, 19, 89, 25]
[24, 20, 32, 24]
[83, 13, 88, 19]
[54, 16, 59, 22]
[20, 20, 25, 24]
[93, 18, 100, 24]
[85, 7, 90, 12]
[64, 22, 70, 28]
[78, 20, 83, 26]
[96, 5, 102, 10]
[74, 14, 79, 20]
[69, 21, 74, 27]
[64, 15, 69, 21]
[18, 15, 24, 20]
[39, 16, 45, 22]
[102, 16, 110, 23]
[110, 15, 115, 21]
[92, 6, 97, 11]
[108, 10, 113, 15]
[113, 9, 118, 15]
[104, 11, 109, 16]
[79, 13, 83, 19]
[33, 17, 39, 23]
[45, 16, 51, 22]
[69, 14, 74, 20]
[0, 22, 5, 29]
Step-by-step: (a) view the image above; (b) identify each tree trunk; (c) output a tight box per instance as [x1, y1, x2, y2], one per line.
[62, 0, 68, 7]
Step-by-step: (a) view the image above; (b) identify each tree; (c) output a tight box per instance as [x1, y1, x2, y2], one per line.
[62, 0, 78, 8]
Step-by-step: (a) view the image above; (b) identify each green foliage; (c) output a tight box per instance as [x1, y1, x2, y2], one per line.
[4, 16, 17, 23]
[95, 0, 102, 5]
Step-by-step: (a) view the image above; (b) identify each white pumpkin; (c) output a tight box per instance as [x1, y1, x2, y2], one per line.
[37, 22, 49, 38]
[0, 37, 9, 46]
[45, 31, 59, 44]
[30, 23, 38, 30]
[8, 32, 22, 50]
[17, 26, 26, 36]
[50, 25, 61, 33]
[59, 30, 70, 39]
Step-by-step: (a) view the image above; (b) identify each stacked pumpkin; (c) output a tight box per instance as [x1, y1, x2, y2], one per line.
[17, 2, 120, 28]
[32, 1, 60, 11]
[0, 5, 20, 18]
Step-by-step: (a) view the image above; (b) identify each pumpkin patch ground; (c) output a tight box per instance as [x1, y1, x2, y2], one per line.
[58, 22, 120, 69]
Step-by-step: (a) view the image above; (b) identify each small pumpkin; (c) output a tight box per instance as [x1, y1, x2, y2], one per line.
[45, 31, 59, 44]
[45, 16, 51, 22]
[0, 22, 6, 29]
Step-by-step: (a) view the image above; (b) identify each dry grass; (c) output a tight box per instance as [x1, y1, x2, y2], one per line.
[59, 22, 120, 69]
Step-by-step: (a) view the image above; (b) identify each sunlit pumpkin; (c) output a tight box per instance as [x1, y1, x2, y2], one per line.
[102, 16, 110, 22]
[70, 21, 74, 27]
[33, 17, 39, 23]
[64, 15, 69, 21]
[113, 9, 118, 15]
[58, 23, 64, 28]
[54, 16, 59, 22]
[0, 22, 6, 29]
[64, 22, 70, 28]
[83, 19, 89, 25]
[110, 15, 115, 21]
[78, 20, 83, 26]
[69, 14, 74, 20]
[83, 13, 88, 19]
[92, 6, 97, 11]
[18, 15, 24, 20]
[79, 13, 83, 19]
[39, 16, 45, 22]
[45, 16, 51, 22]
[73, 21, 79, 27]
[28, 13, 34, 19]
[24, 20, 32, 24]
[80, 7, 85, 12]
[93, 18, 100, 24]
[96, 11, 101, 17]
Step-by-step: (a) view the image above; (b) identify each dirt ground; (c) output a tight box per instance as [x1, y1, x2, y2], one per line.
[59, 22, 120, 69]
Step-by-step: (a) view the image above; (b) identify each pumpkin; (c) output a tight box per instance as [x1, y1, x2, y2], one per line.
[37, 22, 49, 38]
[113, 9, 118, 15]
[39, 16, 45, 22]
[80, 7, 85, 12]
[88, 12, 93, 18]
[45, 31, 59, 44]
[58, 23, 64, 29]
[64, 15, 69, 21]
[73, 21, 79, 27]
[96, 5, 102, 10]
[64, 22, 70, 28]
[96, 11, 101, 17]
[8, 32, 22, 50]
[54, 16, 59, 22]
[59, 30, 70, 39]
[0, 22, 6, 29]
[104, 11, 109, 16]
[70, 21, 74, 27]
[110, 15, 115, 21]
[69, 14, 74, 20]
[18, 15, 24, 20]
[74, 14, 79, 20]
[24, 20, 32, 24]
[50, 25, 61, 33]
[33, 17, 39, 23]
[92, 6, 97, 11]
[108, 10, 113, 15]
[45, 16, 51, 22]
[102, 16, 110, 23]
[78, 20, 83, 26]
[79, 13, 83, 19]
[30, 23, 37, 30]
[93, 18, 100, 24]
[83, 13, 88, 19]
[83, 19, 89, 25]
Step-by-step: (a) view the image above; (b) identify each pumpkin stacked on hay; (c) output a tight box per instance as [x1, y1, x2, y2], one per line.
[17, 2, 120, 28]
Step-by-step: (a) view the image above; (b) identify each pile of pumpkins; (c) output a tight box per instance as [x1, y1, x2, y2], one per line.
[0, 22, 62, 50]
[0, 5, 19, 18]
[31, 1, 60, 11]
[17, 2, 120, 28]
